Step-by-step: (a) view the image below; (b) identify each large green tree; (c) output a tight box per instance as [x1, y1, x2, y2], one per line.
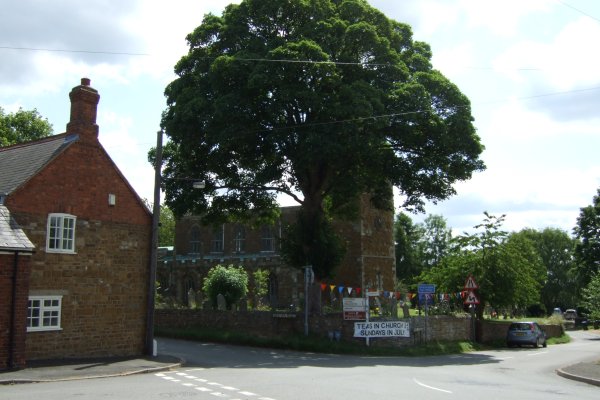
[416, 214, 452, 269]
[517, 228, 579, 312]
[160, 0, 485, 279]
[573, 188, 600, 289]
[0, 107, 53, 146]
[394, 212, 425, 283]
[581, 272, 600, 321]
[421, 213, 544, 319]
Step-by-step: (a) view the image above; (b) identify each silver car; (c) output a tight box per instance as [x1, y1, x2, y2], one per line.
[506, 321, 547, 348]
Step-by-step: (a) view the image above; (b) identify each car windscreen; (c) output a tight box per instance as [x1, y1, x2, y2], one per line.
[509, 323, 532, 331]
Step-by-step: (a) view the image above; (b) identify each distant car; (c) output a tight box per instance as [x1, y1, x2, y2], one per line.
[564, 309, 577, 320]
[552, 307, 562, 316]
[506, 321, 547, 348]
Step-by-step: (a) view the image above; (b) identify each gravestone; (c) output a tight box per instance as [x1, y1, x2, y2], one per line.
[390, 297, 398, 318]
[187, 288, 196, 308]
[217, 293, 227, 311]
[402, 302, 410, 318]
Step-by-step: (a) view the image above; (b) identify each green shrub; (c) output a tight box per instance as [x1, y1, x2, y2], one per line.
[203, 264, 248, 310]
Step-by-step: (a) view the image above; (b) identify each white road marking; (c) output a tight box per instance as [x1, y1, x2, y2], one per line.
[413, 378, 453, 394]
[156, 371, 276, 399]
[527, 351, 548, 356]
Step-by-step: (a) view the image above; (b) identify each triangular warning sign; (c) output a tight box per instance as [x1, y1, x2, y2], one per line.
[464, 275, 479, 290]
[464, 290, 480, 304]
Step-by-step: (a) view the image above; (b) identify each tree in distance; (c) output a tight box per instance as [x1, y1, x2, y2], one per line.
[0, 107, 53, 146]
[160, 0, 485, 280]
[203, 265, 249, 310]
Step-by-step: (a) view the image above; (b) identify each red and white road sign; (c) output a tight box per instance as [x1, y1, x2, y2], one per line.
[464, 290, 480, 305]
[464, 274, 479, 290]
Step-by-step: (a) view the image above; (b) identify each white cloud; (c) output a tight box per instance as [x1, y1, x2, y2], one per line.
[493, 17, 600, 90]
[458, 0, 551, 37]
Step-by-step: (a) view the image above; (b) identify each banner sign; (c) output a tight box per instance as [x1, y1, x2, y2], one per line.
[353, 321, 410, 338]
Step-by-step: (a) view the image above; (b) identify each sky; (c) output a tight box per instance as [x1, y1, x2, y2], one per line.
[1, 0, 599, 236]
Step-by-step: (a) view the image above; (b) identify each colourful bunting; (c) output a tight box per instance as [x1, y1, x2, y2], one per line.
[329, 284, 336, 292]
[338, 286, 344, 294]
[347, 287, 353, 295]
[321, 283, 327, 291]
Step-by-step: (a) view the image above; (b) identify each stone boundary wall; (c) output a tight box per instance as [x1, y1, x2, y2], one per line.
[156, 309, 564, 346]
[156, 310, 473, 345]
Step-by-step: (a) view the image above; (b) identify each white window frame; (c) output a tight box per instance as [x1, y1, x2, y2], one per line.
[233, 225, 245, 253]
[211, 225, 224, 253]
[46, 213, 76, 253]
[27, 295, 63, 332]
[189, 226, 201, 254]
[261, 225, 275, 253]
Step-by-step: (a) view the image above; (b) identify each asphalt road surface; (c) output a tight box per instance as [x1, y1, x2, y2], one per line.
[3, 330, 599, 399]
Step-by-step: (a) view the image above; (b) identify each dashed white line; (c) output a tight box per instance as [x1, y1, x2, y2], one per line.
[156, 371, 276, 399]
[413, 378, 453, 394]
[527, 351, 548, 357]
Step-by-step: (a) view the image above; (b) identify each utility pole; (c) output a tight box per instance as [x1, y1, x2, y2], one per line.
[146, 130, 163, 356]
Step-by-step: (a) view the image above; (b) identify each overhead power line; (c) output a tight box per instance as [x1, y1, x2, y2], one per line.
[555, 0, 600, 23]
[0, 46, 150, 56]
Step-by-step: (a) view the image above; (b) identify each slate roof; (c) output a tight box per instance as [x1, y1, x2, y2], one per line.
[0, 133, 78, 196]
[0, 205, 34, 252]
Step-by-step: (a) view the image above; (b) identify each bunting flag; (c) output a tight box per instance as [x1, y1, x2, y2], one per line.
[330, 284, 336, 292]
[356, 288, 361, 296]
[321, 283, 327, 291]
[383, 291, 389, 298]
[338, 286, 344, 294]
[347, 287, 353, 295]
[410, 293, 416, 299]
[395, 292, 401, 300]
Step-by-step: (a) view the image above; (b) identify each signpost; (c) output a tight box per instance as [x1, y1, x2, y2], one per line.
[343, 298, 366, 320]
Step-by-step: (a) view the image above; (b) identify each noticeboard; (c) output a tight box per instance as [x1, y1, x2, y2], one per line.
[343, 298, 367, 320]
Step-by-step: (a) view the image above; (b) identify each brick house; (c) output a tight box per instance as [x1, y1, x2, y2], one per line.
[159, 195, 395, 309]
[0, 78, 152, 367]
[0, 206, 34, 370]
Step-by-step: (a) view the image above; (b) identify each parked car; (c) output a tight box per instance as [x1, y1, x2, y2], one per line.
[506, 321, 547, 348]
[564, 309, 577, 320]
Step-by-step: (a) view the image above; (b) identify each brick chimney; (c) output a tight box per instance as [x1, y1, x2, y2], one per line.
[66, 78, 100, 141]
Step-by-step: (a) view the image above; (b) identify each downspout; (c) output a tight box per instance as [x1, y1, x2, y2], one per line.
[8, 251, 19, 369]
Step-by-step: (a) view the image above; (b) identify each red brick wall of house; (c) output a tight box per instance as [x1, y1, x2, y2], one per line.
[0, 253, 31, 370]
[4, 79, 152, 361]
[5, 140, 152, 359]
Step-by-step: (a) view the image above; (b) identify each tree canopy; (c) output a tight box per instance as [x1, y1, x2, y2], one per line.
[0, 107, 53, 146]
[573, 188, 600, 288]
[160, 0, 485, 279]
[421, 213, 544, 319]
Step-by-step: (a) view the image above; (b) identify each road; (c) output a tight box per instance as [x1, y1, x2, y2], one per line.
[3, 331, 599, 399]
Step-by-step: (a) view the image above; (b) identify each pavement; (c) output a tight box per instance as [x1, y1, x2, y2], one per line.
[1, 338, 599, 387]
[0, 354, 182, 385]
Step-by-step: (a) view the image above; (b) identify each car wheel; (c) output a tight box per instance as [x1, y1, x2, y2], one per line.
[543, 340, 547, 348]
[534, 339, 539, 348]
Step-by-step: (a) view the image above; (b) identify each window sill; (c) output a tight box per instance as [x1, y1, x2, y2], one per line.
[27, 327, 63, 333]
